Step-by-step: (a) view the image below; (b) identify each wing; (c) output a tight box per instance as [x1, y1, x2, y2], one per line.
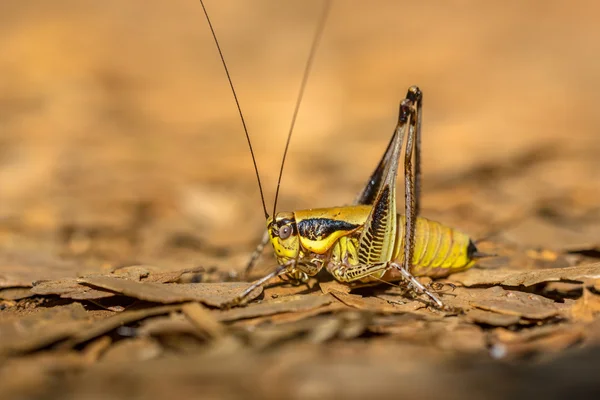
[352, 132, 396, 206]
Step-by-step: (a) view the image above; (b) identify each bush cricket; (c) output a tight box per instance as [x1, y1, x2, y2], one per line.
[199, 0, 489, 308]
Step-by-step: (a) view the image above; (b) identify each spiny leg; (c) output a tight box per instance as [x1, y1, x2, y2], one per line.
[244, 229, 270, 278]
[398, 88, 443, 307]
[401, 86, 422, 299]
[408, 86, 423, 215]
[389, 262, 443, 308]
[349, 88, 442, 309]
[330, 261, 388, 282]
[232, 261, 293, 306]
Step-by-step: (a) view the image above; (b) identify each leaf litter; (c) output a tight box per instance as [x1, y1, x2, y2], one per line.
[3, 232, 600, 399]
[450, 262, 600, 287]
[3, 259, 598, 362]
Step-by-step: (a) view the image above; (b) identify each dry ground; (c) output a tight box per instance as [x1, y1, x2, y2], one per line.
[1, 1, 600, 399]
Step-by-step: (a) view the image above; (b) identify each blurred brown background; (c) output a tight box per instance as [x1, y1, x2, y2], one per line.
[1, 0, 599, 274]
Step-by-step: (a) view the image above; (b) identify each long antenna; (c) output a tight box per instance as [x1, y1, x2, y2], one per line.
[272, 0, 332, 217]
[199, 0, 269, 219]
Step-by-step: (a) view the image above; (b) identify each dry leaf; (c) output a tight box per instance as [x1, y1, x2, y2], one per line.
[465, 309, 521, 327]
[31, 279, 115, 300]
[109, 265, 153, 280]
[331, 290, 422, 313]
[261, 282, 315, 300]
[319, 280, 352, 295]
[570, 289, 600, 322]
[435, 324, 487, 353]
[235, 302, 348, 328]
[367, 314, 428, 337]
[216, 294, 333, 322]
[100, 337, 162, 363]
[30, 268, 206, 301]
[451, 263, 600, 287]
[137, 314, 198, 337]
[304, 311, 370, 343]
[0, 251, 96, 288]
[0, 303, 91, 355]
[79, 277, 262, 307]
[249, 311, 370, 349]
[452, 286, 566, 320]
[0, 350, 90, 388]
[0, 287, 35, 300]
[181, 302, 226, 339]
[142, 268, 202, 283]
[542, 282, 585, 297]
[80, 336, 112, 364]
[64, 305, 183, 347]
[489, 325, 584, 360]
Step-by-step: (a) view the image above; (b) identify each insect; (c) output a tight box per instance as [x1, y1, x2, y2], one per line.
[199, 0, 489, 308]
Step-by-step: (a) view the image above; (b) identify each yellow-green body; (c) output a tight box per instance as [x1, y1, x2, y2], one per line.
[240, 86, 483, 307]
[268, 205, 475, 285]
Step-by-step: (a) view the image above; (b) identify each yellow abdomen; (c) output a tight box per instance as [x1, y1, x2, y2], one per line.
[393, 215, 475, 278]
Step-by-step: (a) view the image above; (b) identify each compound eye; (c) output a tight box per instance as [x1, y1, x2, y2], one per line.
[278, 225, 292, 240]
